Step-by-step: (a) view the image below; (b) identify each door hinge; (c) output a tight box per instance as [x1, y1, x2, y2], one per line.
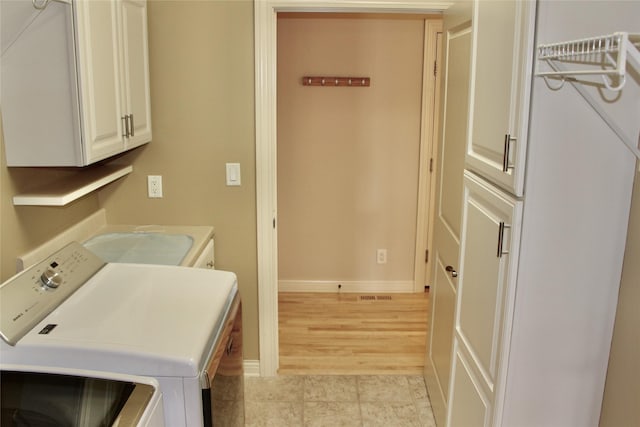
[425, 249, 429, 263]
[429, 158, 434, 173]
[433, 60, 437, 77]
[273, 217, 276, 229]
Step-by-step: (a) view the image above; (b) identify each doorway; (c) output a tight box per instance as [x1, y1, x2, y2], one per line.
[277, 13, 431, 294]
[255, 1, 448, 377]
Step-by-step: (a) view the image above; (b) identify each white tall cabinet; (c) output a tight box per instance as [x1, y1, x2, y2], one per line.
[427, 0, 534, 424]
[1, 0, 151, 167]
[428, 1, 640, 426]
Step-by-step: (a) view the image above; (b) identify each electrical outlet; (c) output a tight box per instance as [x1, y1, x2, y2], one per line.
[147, 175, 163, 198]
[376, 249, 387, 264]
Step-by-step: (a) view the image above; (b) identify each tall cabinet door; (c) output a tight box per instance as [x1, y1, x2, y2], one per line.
[448, 171, 523, 427]
[466, 0, 536, 197]
[424, 9, 472, 425]
[74, 0, 126, 163]
[119, 0, 152, 148]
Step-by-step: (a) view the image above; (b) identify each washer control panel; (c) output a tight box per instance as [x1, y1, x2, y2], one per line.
[0, 242, 105, 346]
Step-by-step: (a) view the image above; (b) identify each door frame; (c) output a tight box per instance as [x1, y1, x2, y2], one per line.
[255, 0, 452, 376]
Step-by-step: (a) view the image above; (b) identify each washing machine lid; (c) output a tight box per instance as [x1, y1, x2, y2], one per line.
[4, 263, 237, 378]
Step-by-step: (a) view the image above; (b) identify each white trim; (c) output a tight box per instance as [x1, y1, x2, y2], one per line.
[255, 0, 280, 378]
[266, 0, 453, 12]
[243, 360, 261, 377]
[255, 0, 452, 377]
[279, 280, 415, 293]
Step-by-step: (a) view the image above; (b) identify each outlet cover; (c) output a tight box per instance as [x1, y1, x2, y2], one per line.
[376, 249, 387, 264]
[148, 175, 163, 198]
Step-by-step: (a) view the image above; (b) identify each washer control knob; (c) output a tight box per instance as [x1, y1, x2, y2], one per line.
[40, 268, 62, 289]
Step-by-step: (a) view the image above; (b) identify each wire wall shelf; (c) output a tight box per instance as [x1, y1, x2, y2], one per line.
[536, 32, 640, 91]
[536, 32, 640, 161]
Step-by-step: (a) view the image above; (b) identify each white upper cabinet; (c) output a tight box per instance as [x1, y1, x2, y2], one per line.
[466, 0, 536, 196]
[0, 0, 151, 167]
[75, 0, 151, 160]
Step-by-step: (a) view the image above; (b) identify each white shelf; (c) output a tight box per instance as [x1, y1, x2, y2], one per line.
[13, 165, 133, 206]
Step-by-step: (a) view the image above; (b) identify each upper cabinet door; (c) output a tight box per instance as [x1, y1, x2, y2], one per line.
[75, 0, 126, 163]
[119, 0, 152, 148]
[466, 0, 536, 197]
[76, 0, 151, 164]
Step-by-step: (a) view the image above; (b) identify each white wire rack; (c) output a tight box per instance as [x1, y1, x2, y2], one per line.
[536, 32, 640, 161]
[537, 32, 640, 90]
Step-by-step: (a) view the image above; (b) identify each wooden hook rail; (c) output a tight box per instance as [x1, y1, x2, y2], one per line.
[302, 76, 370, 87]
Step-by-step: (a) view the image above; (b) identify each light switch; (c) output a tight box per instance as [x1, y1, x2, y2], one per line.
[226, 163, 241, 186]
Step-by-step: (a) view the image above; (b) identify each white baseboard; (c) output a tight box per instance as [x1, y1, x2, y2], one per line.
[278, 280, 415, 293]
[243, 360, 261, 377]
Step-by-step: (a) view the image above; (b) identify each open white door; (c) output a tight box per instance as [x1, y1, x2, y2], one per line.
[423, 4, 473, 425]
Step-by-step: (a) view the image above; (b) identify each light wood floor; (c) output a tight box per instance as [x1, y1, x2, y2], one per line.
[278, 291, 430, 375]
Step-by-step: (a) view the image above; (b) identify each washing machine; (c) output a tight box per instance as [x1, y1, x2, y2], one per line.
[0, 242, 244, 427]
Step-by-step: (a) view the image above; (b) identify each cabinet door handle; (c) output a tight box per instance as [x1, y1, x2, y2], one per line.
[128, 114, 134, 137]
[122, 116, 129, 137]
[497, 222, 512, 258]
[445, 265, 458, 278]
[503, 134, 516, 172]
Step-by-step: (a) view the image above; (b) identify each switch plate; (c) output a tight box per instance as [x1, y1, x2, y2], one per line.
[226, 163, 241, 186]
[377, 249, 387, 264]
[147, 175, 163, 198]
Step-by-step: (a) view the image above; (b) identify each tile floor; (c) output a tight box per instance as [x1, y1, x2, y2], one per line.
[244, 375, 437, 427]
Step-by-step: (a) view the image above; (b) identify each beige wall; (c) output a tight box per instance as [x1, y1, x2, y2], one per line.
[277, 14, 425, 283]
[97, 0, 258, 359]
[0, 119, 101, 281]
[600, 170, 640, 426]
[1, 0, 258, 360]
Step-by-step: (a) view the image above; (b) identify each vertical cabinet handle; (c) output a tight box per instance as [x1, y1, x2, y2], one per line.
[121, 114, 135, 138]
[503, 134, 516, 172]
[497, 222, 512, 258]
[128, 114, 134, 137]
